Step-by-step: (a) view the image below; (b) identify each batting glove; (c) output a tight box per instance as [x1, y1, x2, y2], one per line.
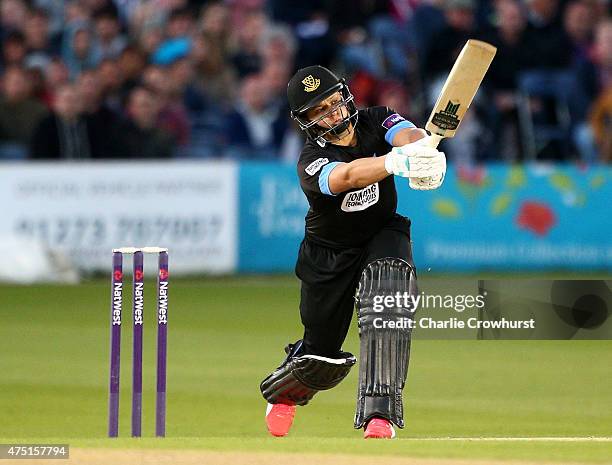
[384, 142, 446, 180]
[409, 169, 446, 190]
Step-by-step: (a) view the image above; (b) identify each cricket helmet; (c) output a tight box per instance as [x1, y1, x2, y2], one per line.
[287, 65, 358, 147]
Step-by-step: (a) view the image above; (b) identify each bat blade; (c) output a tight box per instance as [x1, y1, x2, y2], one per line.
[425, 40, 497, 142]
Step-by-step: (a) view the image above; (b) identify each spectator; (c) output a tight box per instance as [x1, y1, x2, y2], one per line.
[224, 74, 288, 158]
[589, 86, 612, 161]
[338, 22, 384, 78]
[261, 60, 291, 108]
[563, 0, 596, 64]
[592, 0, 611, 17]
[349, 70, 380, 108]
[97, 58, 125, 111]
[483, 0, 530, 160]
[571, 19, 612, 121]
[368, 1, 424, 79]
[64, 0, 90, 27]
[522, 0, 572, 69]
[410, 0, 446, 56]
[30, 83, 92, 159]
[166, 7, 195, 39]
[62, 22, 101, 78]
[26, 66, 48, 103]
[129, 1, 161, 33]
[2, 31, 27, 70]
[293, 8, 336, 69]
[142, 64, 190, 146]
[85, 0, 118, 15]
[34, 0, 67, 36]
[485, 0, 528, 91]
[424, 0, 492, 163]
[423, 0, 477, 85]
[1, 0, 28, 34]
[0, 66, 48, 158]
[112, 0, 142, 26]
[269, 0, 323, 25]
[260, 59, 294, 157]
[377, 81, 415, 122]
[93, 8, 127, 59]
[24, 7, 59, 69]
[121, 86, 175, 158]
[136, 22, 164, 55]
[117, 45, 147, 94]
[259, 26, 295, 109]
[572, 19, 612, 161]
[191, 33, 236, 107]
[41, 57, 70, 106]
[230, 9, 268, 77]
[168, 56, 207, 114]
[77, 69, 121, 157]
[259, 24, 296, 70]
[198, 1, 231, 51]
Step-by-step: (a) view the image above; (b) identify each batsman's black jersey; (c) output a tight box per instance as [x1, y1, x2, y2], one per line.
[297, 106, 415, 248]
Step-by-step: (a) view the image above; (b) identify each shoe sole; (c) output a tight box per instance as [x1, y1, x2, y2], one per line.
[265, 403, 295, 437]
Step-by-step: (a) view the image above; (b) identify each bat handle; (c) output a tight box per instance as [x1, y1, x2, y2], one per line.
[424, 134, 444, 148]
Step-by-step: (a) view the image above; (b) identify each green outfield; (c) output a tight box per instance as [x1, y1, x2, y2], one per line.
[1, 276, 611, 463]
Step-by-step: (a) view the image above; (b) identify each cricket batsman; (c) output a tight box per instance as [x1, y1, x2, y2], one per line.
[260, 65, 446, 439]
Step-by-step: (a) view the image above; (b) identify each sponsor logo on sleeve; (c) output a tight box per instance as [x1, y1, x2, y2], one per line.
[341, 183, 379, 212]
[381, 113, 406, 130]
[305, 157, 329, 176]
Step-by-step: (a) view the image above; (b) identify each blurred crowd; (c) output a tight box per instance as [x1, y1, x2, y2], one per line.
[0, 0, 610, 163]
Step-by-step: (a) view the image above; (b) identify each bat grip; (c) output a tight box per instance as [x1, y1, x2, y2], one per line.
[424, 134, 444, 148]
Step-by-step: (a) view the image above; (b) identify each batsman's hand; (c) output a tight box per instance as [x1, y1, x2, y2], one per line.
[408, 135, 446, 190]
[384, 138, 446, 190]
[408, 170, 445, 190]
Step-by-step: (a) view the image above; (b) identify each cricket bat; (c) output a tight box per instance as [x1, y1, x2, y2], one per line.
[424, 40, 497, 148]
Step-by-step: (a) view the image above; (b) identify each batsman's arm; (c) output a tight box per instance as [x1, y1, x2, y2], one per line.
[389, 127, 428, 146]
[326, 127, 436, 194]
[392, 125, 446, 150]
[327, 156, 389, 194]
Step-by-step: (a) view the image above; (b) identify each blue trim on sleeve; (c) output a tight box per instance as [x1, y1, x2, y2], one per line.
[318, 161, 342, 196]
[384, 120, 416, 145]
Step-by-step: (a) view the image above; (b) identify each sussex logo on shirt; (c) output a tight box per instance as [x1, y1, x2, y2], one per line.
[305, 157, 329, 175]
[341, 183, 379, 212]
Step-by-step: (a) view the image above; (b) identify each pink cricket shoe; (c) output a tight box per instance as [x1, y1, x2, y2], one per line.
[364, 418, 396, 439]
[265, 403, 296, 437]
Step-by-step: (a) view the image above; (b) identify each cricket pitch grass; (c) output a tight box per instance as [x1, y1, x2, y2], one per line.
[1, 275, 611, 464]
